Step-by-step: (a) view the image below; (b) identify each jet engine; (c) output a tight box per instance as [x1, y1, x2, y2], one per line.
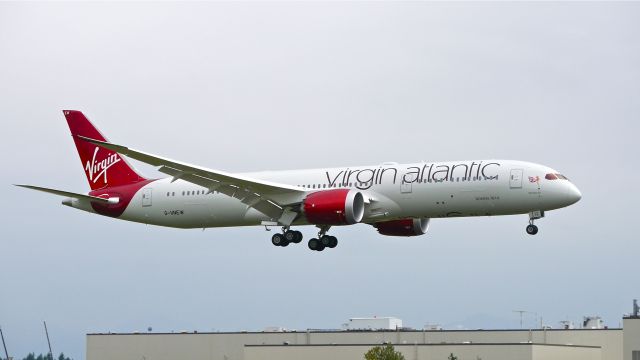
[374, 218, 430, 236]
[302, 189, 364, 225]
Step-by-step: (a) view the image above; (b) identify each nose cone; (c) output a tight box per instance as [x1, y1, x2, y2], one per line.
[565, 183, 582, 205]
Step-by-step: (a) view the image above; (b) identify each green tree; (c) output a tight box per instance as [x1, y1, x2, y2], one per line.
[448, 353, 458, 360]
[22, 353, 71, 360]
[364, 344, 405, 360]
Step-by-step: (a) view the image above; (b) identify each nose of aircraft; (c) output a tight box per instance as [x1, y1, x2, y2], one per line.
[565, 182, 582, 205]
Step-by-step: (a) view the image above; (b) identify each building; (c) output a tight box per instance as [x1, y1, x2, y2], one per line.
[624, 299, 640, 360]
[342, 317, 403, 330]
[87, 315, 640, 360]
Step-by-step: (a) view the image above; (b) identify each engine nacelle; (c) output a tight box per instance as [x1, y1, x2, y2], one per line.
[303, 189, 364, 225]
[374, 218, 430, 237]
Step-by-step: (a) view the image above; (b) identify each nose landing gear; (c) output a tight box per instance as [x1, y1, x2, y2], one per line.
[526, 210, 544, 235]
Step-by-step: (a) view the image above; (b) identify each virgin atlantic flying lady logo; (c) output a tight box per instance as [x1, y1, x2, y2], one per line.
[85, 147, 121, 184]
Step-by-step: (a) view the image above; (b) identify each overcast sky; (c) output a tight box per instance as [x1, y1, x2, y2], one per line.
[1, 2, 639, 360]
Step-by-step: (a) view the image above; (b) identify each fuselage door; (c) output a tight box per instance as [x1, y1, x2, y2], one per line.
[401, 172, 416, 194]
[510, 169, 523, 189]
[142, 188, 152, 207]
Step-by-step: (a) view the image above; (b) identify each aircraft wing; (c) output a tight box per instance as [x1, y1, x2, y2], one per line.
[15, 184, 112, 204]
[78, 136, 305, 222]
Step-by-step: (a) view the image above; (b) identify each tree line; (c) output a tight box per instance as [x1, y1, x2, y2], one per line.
[21, 353, 71, 360]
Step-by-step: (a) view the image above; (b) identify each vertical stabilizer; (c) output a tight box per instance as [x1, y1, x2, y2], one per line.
[63, 110, 147, 190]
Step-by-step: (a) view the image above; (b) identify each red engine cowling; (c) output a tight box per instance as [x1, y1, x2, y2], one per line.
[303, 189, 364, 225]
[374, 218, 430, 236]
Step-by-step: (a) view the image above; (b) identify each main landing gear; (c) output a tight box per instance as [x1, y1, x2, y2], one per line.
[307, 226, 338, 252]
[271, 227, 303, 247]
[269, 226, 339, 251]
[526, 210, 544, 235]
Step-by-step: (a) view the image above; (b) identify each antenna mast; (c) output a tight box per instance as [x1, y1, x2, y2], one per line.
[43, 321, 53, 360]
[513, 310, 526, 329]
[0, 326, 9, 360]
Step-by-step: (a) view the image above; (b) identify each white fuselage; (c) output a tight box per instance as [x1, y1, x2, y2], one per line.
[66, 159, 582, 229]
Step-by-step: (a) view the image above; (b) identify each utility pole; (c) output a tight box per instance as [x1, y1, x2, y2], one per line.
[44, 321, 53, 360]
[0, 326, 10, 360]
[513, 310, 526, 329]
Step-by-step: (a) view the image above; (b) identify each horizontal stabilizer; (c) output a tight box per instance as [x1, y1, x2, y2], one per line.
[14, 184, 112, 204]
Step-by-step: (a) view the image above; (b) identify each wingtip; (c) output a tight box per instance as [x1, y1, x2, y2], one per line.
[14, 184, 36, 191]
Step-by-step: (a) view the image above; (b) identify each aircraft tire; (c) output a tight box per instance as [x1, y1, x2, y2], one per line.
[284, 230, 297, 243]
[526, 224, 538, 235]
[327, 236, 338, 248]
[272, 233, 286, 246]
[320, 235, 332, 247]
[293, 231, 303, 243]
[308, 238, 320, 250]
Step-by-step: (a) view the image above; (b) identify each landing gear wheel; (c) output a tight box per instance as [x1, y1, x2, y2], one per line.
[320, 235, 332, 247]
[308, 238, 320, 251]
[327, 236, 338, 248]
[293, 231, 303, 243]
[526, 224, 539, 235]
[284, 230, 297, 243]
[272, 233, 286, 246]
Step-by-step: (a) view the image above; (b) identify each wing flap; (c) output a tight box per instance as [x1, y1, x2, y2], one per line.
[158, 165, 285, 219]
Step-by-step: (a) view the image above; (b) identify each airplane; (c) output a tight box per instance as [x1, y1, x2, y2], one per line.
[16, 110, 582, 252]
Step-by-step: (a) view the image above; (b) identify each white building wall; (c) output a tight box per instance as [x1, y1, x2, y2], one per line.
[623, 317, 640, 360]
[244, 344, 600, 360]
[86, 328, 621, 360]
[344, 318, 402, 330]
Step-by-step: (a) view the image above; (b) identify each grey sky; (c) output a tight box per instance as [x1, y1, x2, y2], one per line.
[1, 2, 639, 359]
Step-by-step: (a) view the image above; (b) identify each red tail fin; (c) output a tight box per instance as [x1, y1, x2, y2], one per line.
[64, 110, 147, 190]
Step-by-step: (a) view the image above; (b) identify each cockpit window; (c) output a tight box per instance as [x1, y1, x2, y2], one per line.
[545, 173, 569, 181]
